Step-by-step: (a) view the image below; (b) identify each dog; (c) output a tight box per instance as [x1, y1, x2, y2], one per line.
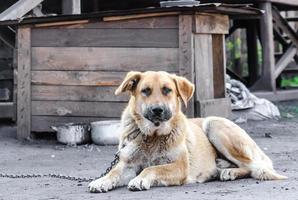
[88, 71, 287, 193]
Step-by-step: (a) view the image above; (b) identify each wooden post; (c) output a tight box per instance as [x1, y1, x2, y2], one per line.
[253, 2, 276, 91]
[212, 34, 226, 98]
[17, 27, 31, 140]
[246, 21, 259, 86]
[62, 0, 81, 15]
[178, 15, 195, 117]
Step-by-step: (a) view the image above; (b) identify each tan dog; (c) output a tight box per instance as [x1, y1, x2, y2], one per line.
[88, 71, 286, 193]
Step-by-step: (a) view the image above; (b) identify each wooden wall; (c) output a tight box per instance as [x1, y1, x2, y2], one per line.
[29, 16, 179, 132]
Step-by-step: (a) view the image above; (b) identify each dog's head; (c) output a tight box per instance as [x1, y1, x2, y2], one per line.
[115, 71, 194, 135]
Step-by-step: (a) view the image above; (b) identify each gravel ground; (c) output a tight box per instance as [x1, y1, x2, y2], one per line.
[0, 101, 298, 200]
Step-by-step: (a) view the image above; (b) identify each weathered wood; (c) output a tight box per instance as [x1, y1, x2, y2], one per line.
[32, 101, 126, 118]
[31, 71, 125, 86]
[194, 34, 214, 101]
[0, 0, 44, 21]
[103, 12, 179, 22]
[59, 16, 179, 29]
[196, 98, 231, 118]
[31, 28, 178, 48]
[31, 85, 129, 102]
[212, 34, 226, 98]
[272, 7, 298, 48]
[274, 45, 297, 78]
[253, 2, 276, 91]
[32, 116, 118, 132]
[194, 14, 229, 34]
[31, 47, 179, 72]
[34, 20, 89, 28]
[17, 27, 31, 140]
[178, 15, 195, 117]
[0, 70, 13, 80]
[254, 89, 298, 102]
[0, 102, 14, 118]
[62, 0, 81, 15]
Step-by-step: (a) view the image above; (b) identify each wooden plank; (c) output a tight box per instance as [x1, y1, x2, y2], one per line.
[196, 98, 231, 118]
[31, 85, 129, 102]
[34, 20, 89, 28]
[254, 89, 298, 102]
[252, 2, 276, 91]
[62, 0, 81, 15]
[31, 71, 125, 86]
[0, 70, 13, 80]
[31, 47, 179, 72]
[0, 102, 14, 118]
[0, 0, 44, 21]
[212, 34, 226, 98]
[59, 16, 178, 29]
[274, 45, 297, 78]
[17, 27, 31, 140]
[31, 29, 178, 48]
[32, 116, 118, 132]
[194, 34, 214, 101]
[194, 14, 229, 34]
[103, 12, 179, 22]
[32, 101, 126, 118]
[178, 15, 195, 117]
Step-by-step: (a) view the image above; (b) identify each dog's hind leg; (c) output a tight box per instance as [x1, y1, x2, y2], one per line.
[202, 117, 287, 181]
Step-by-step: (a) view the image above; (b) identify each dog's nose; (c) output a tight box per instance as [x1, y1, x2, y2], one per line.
[152, 106, 164, 116]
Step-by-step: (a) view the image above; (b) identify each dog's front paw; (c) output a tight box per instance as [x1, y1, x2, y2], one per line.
[128, 176, 151, 191]
[220, 169, 236, 181]
[88, 177, 116, 193]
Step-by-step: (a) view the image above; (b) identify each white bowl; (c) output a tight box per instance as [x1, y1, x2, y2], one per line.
[91, 120, 121, 145]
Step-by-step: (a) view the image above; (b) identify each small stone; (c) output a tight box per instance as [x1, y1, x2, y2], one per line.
[285, 188, 289, 190]
[256, 181, 259, 184]
[265, 133, 272, 138]
[77, 183, 83, 186]
[185, 192, 188, 194]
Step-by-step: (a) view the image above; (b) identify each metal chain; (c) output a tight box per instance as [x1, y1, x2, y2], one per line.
[0, 151, 120, 183]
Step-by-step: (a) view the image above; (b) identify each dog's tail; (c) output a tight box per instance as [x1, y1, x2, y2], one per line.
[251, 168, 287, 180]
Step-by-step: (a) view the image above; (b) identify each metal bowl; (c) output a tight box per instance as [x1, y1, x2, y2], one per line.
[91, 120, 121, 145]
[51, 123, 91, 145]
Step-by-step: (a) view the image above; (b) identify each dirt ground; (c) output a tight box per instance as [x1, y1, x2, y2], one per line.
[0, 101, 298, 200]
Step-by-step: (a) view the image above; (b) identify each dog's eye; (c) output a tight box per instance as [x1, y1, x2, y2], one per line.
[141, 87, 152, 96]
[162, 87, 172, 96]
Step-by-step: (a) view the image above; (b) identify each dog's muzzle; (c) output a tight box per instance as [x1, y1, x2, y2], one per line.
[143, 105, 172, 127]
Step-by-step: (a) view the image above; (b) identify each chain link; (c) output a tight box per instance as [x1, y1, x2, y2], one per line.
[0, 151, 120, 183]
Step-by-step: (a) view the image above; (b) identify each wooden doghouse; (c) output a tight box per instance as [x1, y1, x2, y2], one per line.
[15, 7, 235, 139]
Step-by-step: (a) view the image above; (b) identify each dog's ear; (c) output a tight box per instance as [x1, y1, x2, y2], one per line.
[172, 74, 195, 107]
[115, 71, 142, 95]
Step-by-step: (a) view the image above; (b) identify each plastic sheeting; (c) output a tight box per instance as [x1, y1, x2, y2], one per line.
[226, 76, 280, 123]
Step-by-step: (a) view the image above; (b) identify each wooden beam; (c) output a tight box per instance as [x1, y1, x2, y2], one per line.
[178, 15, 195, 117]
[274, 45, 297, 79]
[17, 27, 31, 140]
[272, 6, 298, 48]
[62, 0, 81, 15]
[103, 12, 179, 22]
[253, 2, 276, 91]
[0, 0, 44, 21]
